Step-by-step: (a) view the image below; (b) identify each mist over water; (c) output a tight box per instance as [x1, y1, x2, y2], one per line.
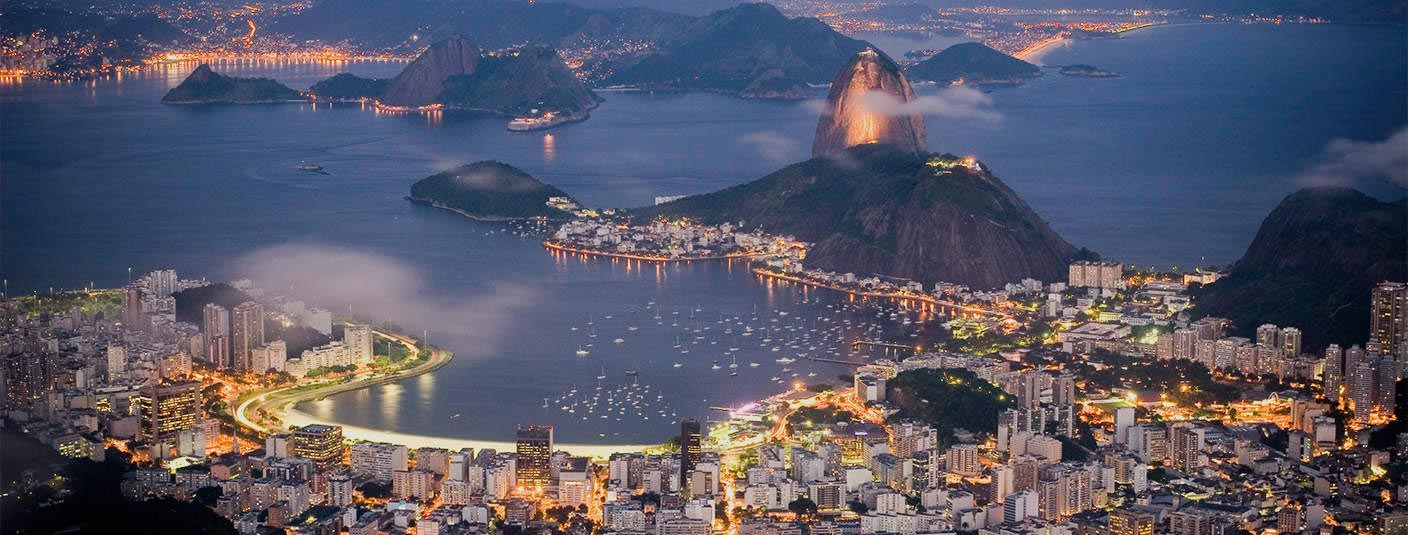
[2, 24, 1403, 443]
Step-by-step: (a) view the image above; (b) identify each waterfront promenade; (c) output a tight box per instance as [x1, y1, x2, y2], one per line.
[233, 329, 657, 457]
[543, 240, 762, 263]
[233, 330, 449, 436]
[751, 267, 1012, 322]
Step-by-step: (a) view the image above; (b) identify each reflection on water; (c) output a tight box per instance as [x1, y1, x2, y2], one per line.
[3, 24, 1403, 444]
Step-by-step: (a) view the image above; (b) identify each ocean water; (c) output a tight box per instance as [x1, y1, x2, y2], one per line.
[2, 23, 1403, 444]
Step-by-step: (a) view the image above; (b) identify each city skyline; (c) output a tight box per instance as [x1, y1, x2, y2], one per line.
[1, 1, 1405, 535]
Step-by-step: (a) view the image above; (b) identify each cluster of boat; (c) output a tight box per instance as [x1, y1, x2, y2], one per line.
[567, 296, 938, 386]
[544, 381, 679, 437]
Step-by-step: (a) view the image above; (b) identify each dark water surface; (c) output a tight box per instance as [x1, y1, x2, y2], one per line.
[3, 23, 1403, 443]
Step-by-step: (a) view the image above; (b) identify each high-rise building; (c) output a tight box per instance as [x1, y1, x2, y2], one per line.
[350, 441, 409, 481]
[145, 269, 178, 297]
[1277, 503, 1305, 534]
[202, 304, 231, 367]
[105, 345, 127, 382]
[1281, 327, 1303, 358]
[680, 419, 702, 494]
[1371, 282, 1407, 357]
[946, 444, 981, 476]
[230, 301, 265, 372]
[1256, 324, 1280, 349]
[1170, 423, 1204, 472]
[251, 340, 287, 374]
[141, 381, 201, 443]
[1323, 344, 1344, 405]
[515, 425, 553, 490]
[1068, 261, 1124, 290]
[1110, 509, 1156, 535]
[122, 285, 145, 330]
[1052, 375, 1077, 406]
[1, 352, 51, 410]
[292, 424, 345, 469]
[1004, 490, 1039, 523]
[1114, 407, 1135, 444]
[343, 323, 374, 365]
[328, 472, 354, 507]
[1350, 356, 1379, 423]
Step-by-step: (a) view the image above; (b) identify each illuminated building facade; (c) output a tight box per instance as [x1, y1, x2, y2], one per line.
[1110, 509, 1156, 535]
[680, 419, 702, 495]
[2, 352, 51, 410]
[141, 380, 201, 443]
[1371, 282, 1406, 357]
[202, 303, 230, 368]
[292, 424, 345, 469]
[231, 301, 265, 372]
[515, 424, 553, 490]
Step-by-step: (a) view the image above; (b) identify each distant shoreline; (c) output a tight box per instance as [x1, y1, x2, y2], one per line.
[406, 195, 570, 222]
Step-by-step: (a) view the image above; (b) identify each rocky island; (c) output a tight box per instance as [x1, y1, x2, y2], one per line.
[905, 42, 1040, 85]
[161, 64, 307, 104]
[601, 3, 869, 99]
[812, 48, 927, 158]
[311, 36, 599, 130]
[1059, 64, 1119, 78]
[635, 49, 1076, 288]
[408, 161, 579, 221]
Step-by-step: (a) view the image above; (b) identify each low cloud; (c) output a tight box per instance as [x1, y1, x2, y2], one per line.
[857, 86, 1001, 123]
[1297, 127, 1408, 188]
[233, 243, 540, 359]
[738, 130, 804, 166]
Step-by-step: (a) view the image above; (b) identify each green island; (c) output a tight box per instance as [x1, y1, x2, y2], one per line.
[162, 64, 306, 104]
[407, 160, 578, 220]
[905, 42, 1040, 84]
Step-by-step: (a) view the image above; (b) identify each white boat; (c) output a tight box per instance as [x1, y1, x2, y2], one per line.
[711, 361, 722, 370]
[614, 338, 625, 344]
[673, 362, 683, 368]
[596, 367, 607, 380]
[729, 355, 738, 369]
[775, 356, 796, 364]
[295, 162, 323, 171]
[575, 347, 590, 357]
[749, 362, 760, 367]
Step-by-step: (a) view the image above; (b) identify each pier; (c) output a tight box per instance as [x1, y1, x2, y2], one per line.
[851, 339, 919, 352]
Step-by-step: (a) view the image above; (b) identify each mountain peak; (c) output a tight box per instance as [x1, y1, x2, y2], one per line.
[189, 63, 217, 79]
[1194, 187, 1407, 349]
[378, 35, 483, 108]
[811, 48, 927, 158]
[906, 42, 1039, 84]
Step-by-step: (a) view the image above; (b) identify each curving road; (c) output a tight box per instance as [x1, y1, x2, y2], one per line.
[234, 330, 451, 435]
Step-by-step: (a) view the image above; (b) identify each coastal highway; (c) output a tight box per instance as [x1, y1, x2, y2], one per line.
[232, 331, 659, 457]
[233, 330, 450, 435]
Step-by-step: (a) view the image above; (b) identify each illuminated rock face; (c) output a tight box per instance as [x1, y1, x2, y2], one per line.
[379, 36, 481, 108]
[811, 48, 927, 158]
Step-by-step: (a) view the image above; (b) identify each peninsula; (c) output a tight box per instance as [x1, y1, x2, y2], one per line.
[637, 49, 1076, 288]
